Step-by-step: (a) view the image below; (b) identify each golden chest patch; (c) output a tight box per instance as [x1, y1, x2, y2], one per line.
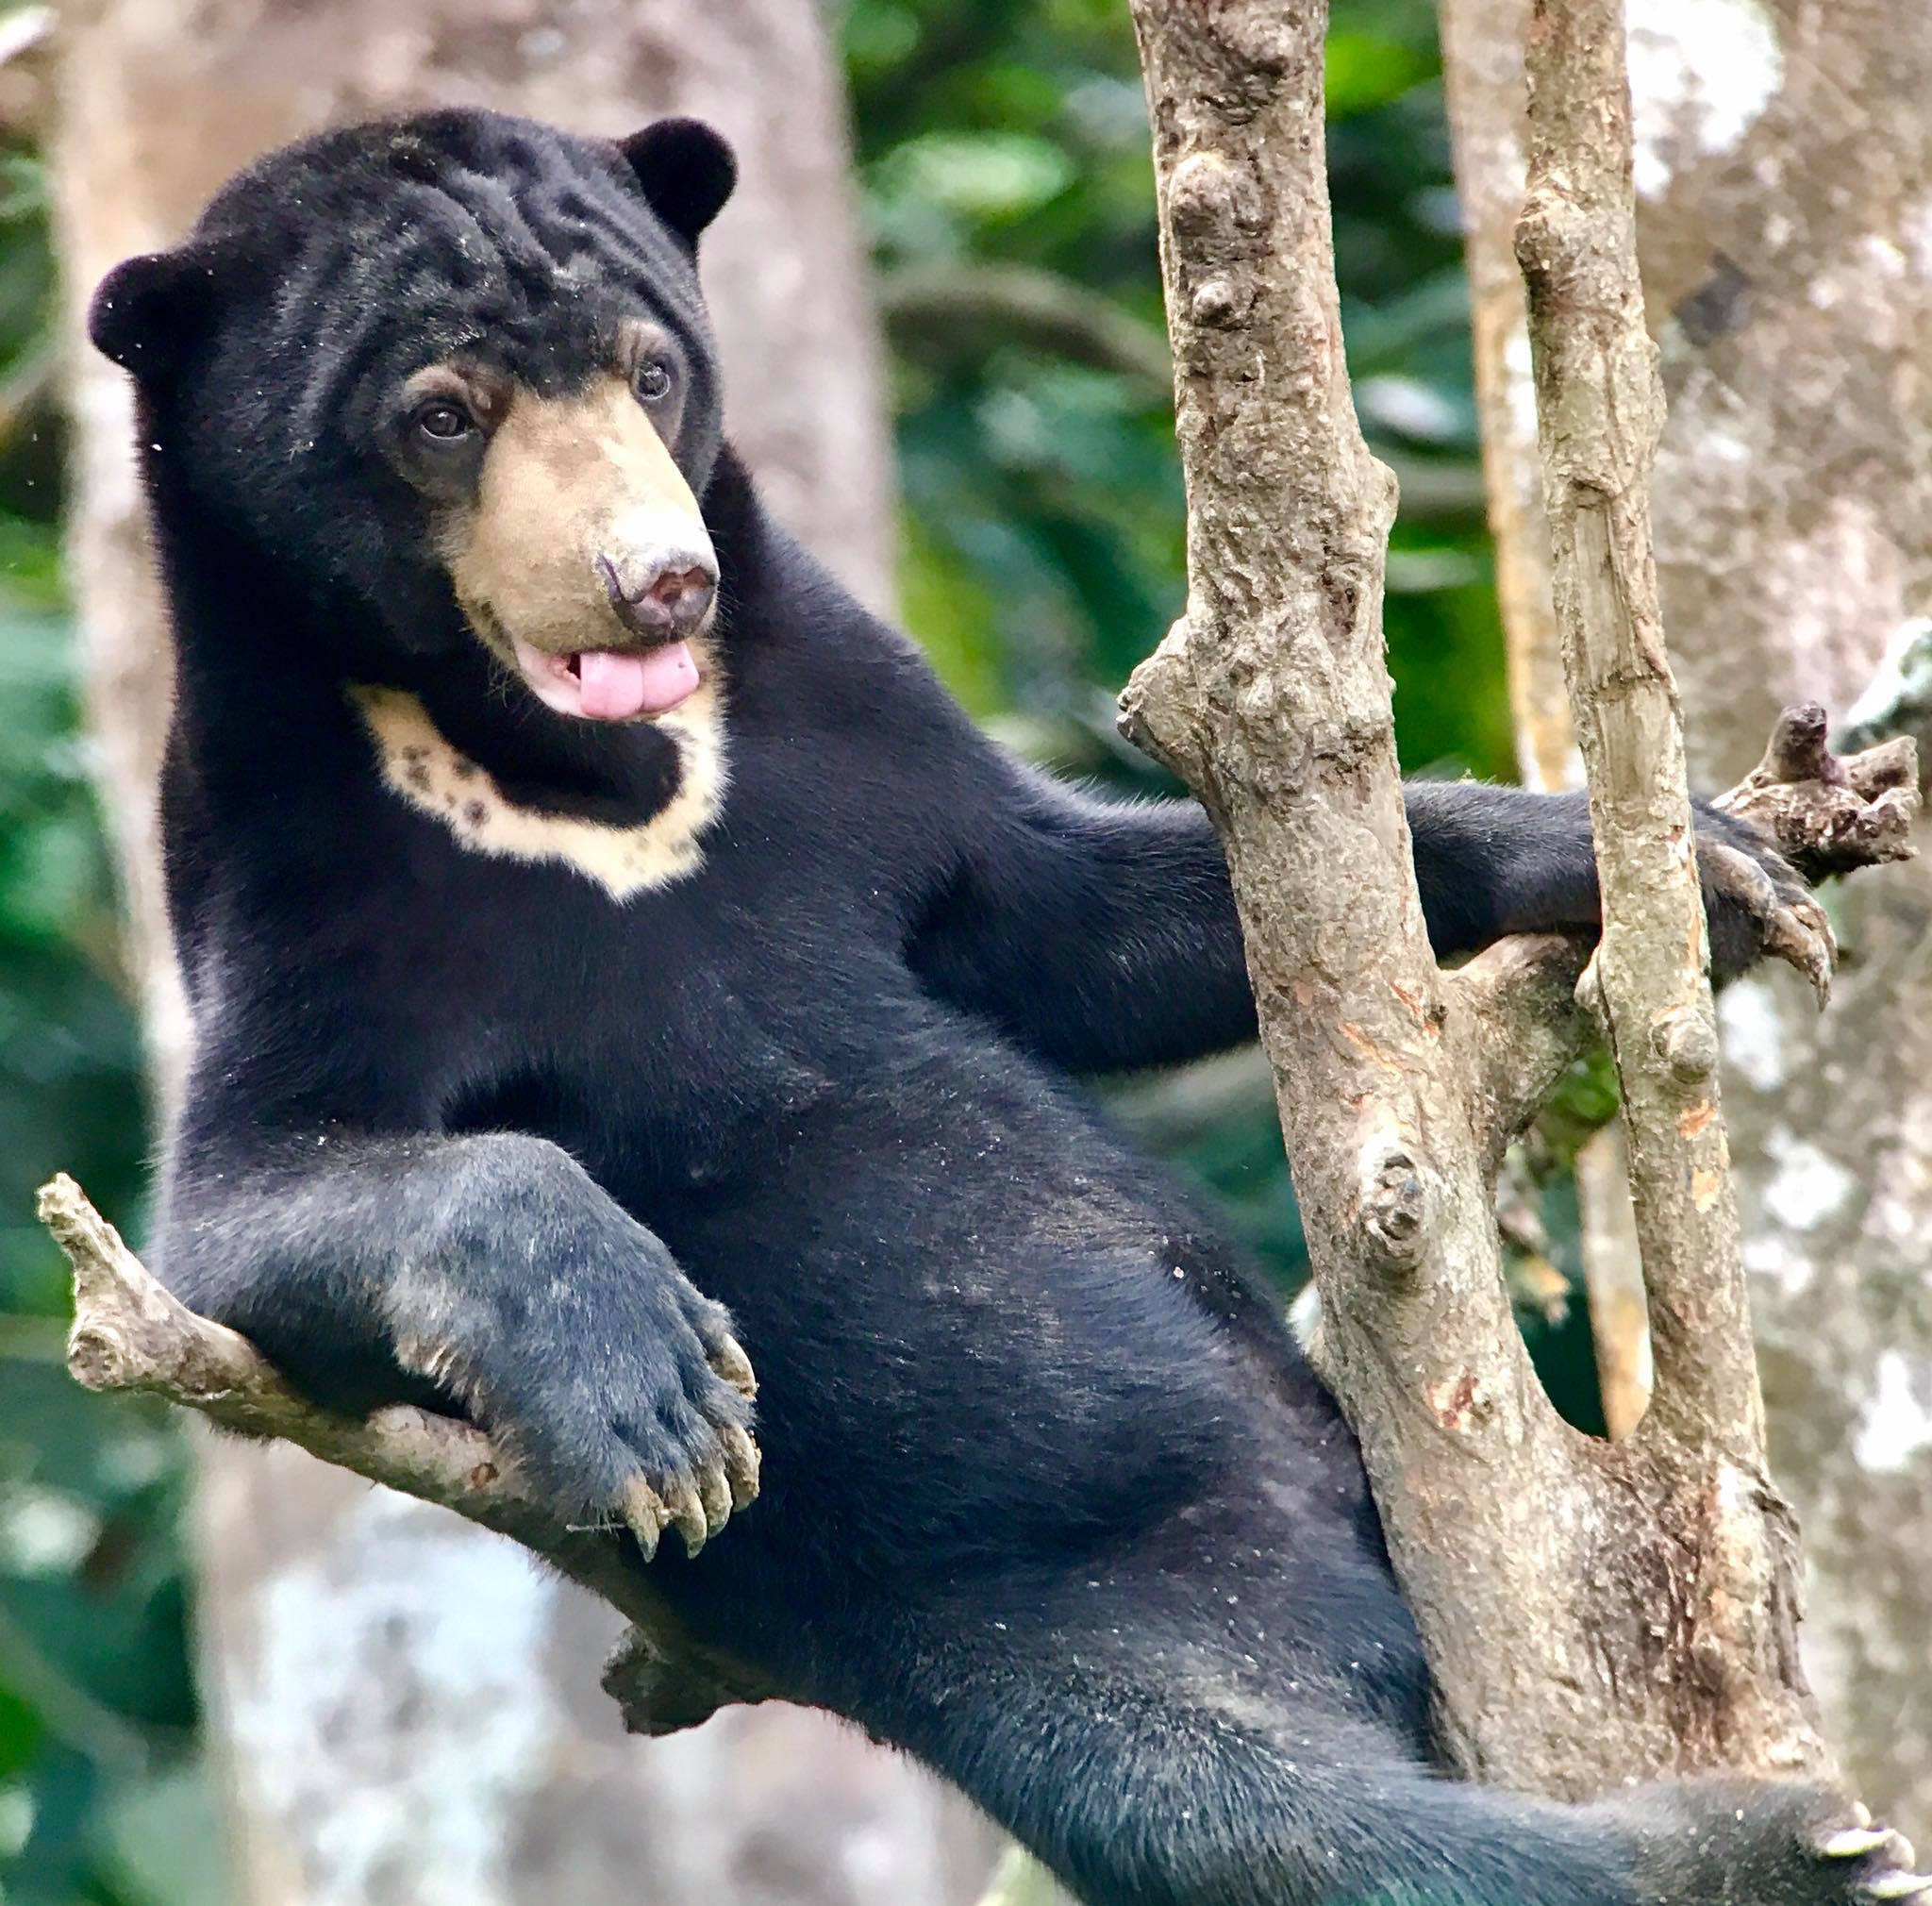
[348, 678, 727, 902]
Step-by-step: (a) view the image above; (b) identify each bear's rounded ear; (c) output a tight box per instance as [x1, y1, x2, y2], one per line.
[619, 119, 737, 249]
[87, 240, 234, 382]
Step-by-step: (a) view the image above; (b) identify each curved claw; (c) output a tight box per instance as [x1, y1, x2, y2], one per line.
[1573, 947, 1608, 1029]
[1815, 1812, 1932, 1903]
[1824, 1828, 1895, 1860]
[709, 1331, 758, 1400]
[1865, 1873, 1932, 1901]
[1703, 839, 1838, 1004]
[663, 1478, 710, 1559]
[1759, 900, 1835, 1008]
[721, 1422, 762, 1510]
[620, 1476, 671, 1563]
[695, 1463, 733, 1540]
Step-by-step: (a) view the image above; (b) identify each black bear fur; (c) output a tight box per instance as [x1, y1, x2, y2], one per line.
[92, 109, 1899, 1906]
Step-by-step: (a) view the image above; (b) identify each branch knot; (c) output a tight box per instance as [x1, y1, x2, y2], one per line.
[1359, 1144, 1428, 1273]
[1651, 1003, 1719, 1084]
[1166, 150, 1263, 237]
[66, 1321, 136, 1392]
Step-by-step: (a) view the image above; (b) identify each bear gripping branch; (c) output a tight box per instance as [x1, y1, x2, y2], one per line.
[37, 1172, 774, 1738]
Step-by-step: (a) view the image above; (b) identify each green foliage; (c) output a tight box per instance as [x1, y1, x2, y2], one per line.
[0, 146, 217, 1906]
[0, 5, 1595, 1895]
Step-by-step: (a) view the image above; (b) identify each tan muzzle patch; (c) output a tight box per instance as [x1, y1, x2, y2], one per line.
[440, 375, 717, 665]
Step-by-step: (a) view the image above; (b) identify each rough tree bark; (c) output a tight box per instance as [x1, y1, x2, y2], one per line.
[1117, 0, 1910, 1803]
[1439, 0, 1654, 1445]
[1517, 0, 1809, 1462]
[1514, 0, 1837, 1781]
[52, 5, 1000, 1901]
[1440, 0, 1932, 1831]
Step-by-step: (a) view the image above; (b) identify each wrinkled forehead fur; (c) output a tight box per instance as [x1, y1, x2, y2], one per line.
[194, 110, 724, 442]
[90, 109, 739, 679]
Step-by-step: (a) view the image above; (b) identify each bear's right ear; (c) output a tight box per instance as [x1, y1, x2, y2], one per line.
[88, 240, 236, 382]
[620, 119, 737, 250]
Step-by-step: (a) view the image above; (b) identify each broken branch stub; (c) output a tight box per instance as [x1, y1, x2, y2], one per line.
[1715, 704, 1919, 884]
[1453, 705, 1914, 1167]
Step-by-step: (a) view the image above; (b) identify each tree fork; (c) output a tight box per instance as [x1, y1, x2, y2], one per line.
[1121, 0, 1910, 1800]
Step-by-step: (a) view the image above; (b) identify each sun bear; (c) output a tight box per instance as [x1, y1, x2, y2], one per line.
[89, 109, 1922, 1906]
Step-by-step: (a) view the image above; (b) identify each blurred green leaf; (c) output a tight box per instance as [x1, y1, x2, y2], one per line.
[0, 1695, 41, 1783]
[1326, 31, 1433, 115]
[876, 130, 1075, 232]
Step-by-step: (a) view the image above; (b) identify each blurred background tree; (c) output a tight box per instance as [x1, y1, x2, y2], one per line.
[8, 0, 1908, 1898]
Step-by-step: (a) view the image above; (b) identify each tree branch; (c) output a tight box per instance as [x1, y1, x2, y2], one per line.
[36, 1172, 774, 1739]
[1122, 0, 1916, 1804]
[1439, 0, 1571, 796]
[1715, 704, 1919, 884]
[880, 261, 1174, 393]
[1439, 0, 1657, 1443]
[1119, 0, 1609, 1795]
[1517, 0, 1763, 1451]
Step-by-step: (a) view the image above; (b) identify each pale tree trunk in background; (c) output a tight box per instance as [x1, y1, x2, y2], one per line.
[53, 3, 1001, 1901]
[1440, 0, 1932, 1831]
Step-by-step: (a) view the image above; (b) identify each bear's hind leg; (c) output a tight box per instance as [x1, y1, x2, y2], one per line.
[883, 1613, 1928, 1906]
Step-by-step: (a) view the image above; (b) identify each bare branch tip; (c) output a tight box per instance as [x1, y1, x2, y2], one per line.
[36, 1169, 103, 1249]
[37, 1172, 147, 1329]
[1757, 701, 1836, 785]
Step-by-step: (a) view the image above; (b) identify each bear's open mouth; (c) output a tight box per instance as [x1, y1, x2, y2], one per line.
[509, 637, 701, 723]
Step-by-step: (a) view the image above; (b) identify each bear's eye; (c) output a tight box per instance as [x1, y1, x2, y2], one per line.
[414, 400, 475, 443]
[633, 359, 675, 404]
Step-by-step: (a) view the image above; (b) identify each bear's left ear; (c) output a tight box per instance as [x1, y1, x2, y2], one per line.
[620, 119, 737, 250]
[88, 238, 239, 384]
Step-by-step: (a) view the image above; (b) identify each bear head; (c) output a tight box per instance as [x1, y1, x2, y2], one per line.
[90, 109, 739, 723]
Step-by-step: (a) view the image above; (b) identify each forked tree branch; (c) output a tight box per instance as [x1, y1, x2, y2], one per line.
[1120, 0, 1917, 1803]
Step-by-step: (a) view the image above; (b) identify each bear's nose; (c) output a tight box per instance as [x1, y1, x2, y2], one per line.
[597, 551, 718, 641]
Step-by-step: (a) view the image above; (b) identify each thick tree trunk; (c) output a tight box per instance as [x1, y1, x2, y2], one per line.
[53, 4, 998, 1900]
[1115, 0, 1628, 1797]
[1440, 0, 1932, 1831]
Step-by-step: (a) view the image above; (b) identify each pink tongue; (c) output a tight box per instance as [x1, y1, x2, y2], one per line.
[575, 644, 699, 720]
